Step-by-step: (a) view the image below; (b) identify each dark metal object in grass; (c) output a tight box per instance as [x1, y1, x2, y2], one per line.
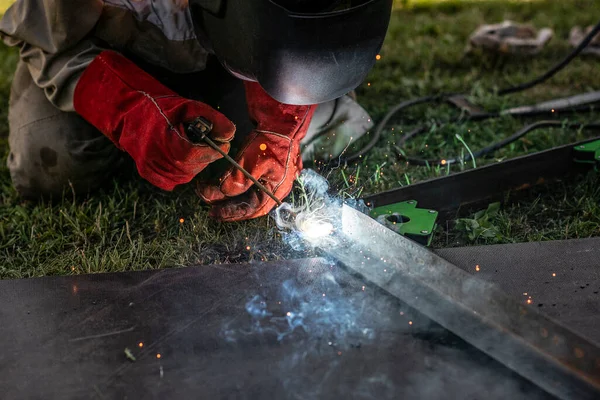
[324, 205, 600, 400]
[363, 136, 600, 223]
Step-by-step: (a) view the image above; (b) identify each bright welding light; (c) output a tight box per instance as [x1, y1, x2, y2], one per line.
[274, 170, 343, 249]
[298, 219, 334, 239]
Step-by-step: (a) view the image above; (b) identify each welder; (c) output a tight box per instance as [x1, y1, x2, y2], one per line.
[0, 0, 392, 221]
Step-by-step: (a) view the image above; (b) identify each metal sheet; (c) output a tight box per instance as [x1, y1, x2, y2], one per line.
[435, 238, 600, 345]
[0, 258, 549, 400]
[324, 205, 600, 400]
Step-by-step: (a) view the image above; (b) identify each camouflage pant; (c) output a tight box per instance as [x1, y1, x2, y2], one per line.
[7, 57, 372, 199]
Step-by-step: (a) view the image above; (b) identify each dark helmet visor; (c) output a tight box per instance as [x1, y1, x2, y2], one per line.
[196, 0, 393, 105]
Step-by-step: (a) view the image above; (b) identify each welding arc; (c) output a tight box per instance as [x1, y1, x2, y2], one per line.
[341, 19, 600, 164]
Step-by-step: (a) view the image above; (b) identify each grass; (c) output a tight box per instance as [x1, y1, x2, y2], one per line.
[1, 0, 599, 278]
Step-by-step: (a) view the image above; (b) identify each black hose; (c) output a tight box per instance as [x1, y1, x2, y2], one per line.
[497, 22, 600, 96]
[344, 95, 439, 162]
[342, 20, 600, 164]
[393, 121, 600, 167]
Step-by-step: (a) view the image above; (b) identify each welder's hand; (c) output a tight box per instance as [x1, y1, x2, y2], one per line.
[73, 51, 235, 191]
[197, 81, 316, 221]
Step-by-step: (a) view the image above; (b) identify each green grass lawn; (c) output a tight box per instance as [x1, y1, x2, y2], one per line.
[1, 0, 599, 278]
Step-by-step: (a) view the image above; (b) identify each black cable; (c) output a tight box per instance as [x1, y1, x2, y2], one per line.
[497, 21, 600, 96]
[342, 20, 600, 164]
[393, 121, 600, 167]
[393, 103, 600, 155]
[343, 95, 439, 162]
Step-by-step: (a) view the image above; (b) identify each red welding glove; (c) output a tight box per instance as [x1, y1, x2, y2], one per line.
[73, 51, 235, 191]
[197, 81, 316, 221]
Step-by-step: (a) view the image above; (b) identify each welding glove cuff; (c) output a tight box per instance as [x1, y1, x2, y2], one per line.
[73, 51, 236, 191]
[196, 81, 317, 221]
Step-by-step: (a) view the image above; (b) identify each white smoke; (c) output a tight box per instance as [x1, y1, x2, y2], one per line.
[273, 169, 367, 250]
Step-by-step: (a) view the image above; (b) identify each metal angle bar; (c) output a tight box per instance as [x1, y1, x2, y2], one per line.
[363, 138, 599, 220]
[322, 205, 600, 400]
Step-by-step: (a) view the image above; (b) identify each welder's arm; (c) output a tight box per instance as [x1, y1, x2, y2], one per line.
[0, 0, 105, 111]
[73, 51, 236, 190]
[197, 81, 317, 221]
[1, 1, 235, 190]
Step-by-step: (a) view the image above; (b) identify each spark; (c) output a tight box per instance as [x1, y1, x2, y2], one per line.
[527, 299, 532, 304]
[475, 265, 480, 272]
[246, 246, 251, 251]
[156, 353, 162, 359]
[179, 218, 184, 224]
[376, 54, 381, 60]
[138, 342, 144, 348]
[552, 272, 556, 277]
[259, 143, 267, 151]
[408, 321, 413, 325]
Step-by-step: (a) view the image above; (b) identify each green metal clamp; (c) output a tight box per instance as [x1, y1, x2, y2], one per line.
[370, 200, 438, 246]
[573, 140, 600, 170]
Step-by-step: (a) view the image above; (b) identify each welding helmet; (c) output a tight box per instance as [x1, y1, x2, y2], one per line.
[191, 0, 393, 105]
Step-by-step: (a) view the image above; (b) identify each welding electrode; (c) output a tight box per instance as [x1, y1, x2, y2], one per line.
[187, 117, 283, 207]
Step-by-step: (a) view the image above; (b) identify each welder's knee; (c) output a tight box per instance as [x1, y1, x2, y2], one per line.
[7, 114, 123, 200]
[6, 62, 122, 200]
